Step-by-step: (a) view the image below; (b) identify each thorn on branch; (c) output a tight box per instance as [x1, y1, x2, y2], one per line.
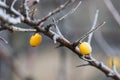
[112, 58, 115, 70]
[107, 72, 114, 77]
[52, 17, 66, 44]
[52, 18, 63, 37]
[111, 58, 119, 74]
[55, 44, 64, 48]
[53, 33, 60, 44]
[45, 24, 53, 32]
[76, 63, 90, 67]
[99, 62, 104, 67]
[81, 55, 93, 62]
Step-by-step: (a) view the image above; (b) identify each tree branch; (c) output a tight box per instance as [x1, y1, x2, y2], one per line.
[0, 1, 24, 19]
[8, 26, 36, 32]
[24, 0, 75, 26]
[0, 0, 120, 80]
[29, 22, 120, 80]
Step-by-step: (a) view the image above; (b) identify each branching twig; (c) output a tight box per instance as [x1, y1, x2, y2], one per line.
[111, 58, 119, 76]
[52, 18, 63, 37]
[46, 0, 82, 31]
[24, 0, 74, 26]
[88, 10, 99, 44]
[73, 21, 106, 47]
[0, 9, 21, 24]
[0, 1, 24, 24]
[79, 21, 106, 43]
[52, 18, 63, 44]
[36, 0, 73, 25]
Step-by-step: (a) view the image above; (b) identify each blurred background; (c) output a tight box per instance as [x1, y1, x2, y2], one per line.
[0, 0, 120, 80]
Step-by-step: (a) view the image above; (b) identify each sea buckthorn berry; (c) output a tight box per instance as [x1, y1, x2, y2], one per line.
[29, 33, 42, 47]
[79, 42, 92, 55]
[108, 57, 120, 68]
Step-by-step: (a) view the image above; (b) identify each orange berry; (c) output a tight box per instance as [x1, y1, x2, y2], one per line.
[79, 42, 92, 55]
[29, 33, 42, 47]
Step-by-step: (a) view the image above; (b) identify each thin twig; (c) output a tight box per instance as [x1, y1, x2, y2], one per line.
[56, 1, 82, 24]
[45, 0, 82, 31]
[10, 0, 24, 19]
[23, 0, 30, 19]
[80, 21, 106, 43]
[112, 58, 119, 75]
[88, 10, 99, 44]
[35, 0, 74, 25]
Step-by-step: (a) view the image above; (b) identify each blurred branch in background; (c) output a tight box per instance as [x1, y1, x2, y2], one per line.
[104, 0, 120, 26]
[0, 36, 24, 80]
[57, 48, 67, 80]
[94, 30, 116, 57]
